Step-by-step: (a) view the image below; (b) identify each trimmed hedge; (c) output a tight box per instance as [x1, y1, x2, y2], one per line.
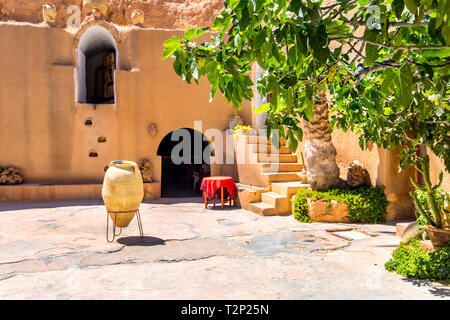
[385, 239, 450, 282]
[292, 186, 388, 223]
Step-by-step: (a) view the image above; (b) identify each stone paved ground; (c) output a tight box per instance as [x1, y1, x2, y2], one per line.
[0, 198, 448, 300]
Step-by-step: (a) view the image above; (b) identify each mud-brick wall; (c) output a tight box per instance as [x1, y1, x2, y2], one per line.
[0, 23, 251, 184]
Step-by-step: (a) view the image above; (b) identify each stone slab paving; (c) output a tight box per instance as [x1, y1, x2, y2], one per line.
[0, 198, 448, 300]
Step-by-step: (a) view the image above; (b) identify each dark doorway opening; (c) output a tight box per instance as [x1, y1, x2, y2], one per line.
[157, 128, 212, 198]
[85, 48, 116, 104]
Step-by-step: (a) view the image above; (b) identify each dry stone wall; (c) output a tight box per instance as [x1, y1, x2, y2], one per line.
[0, 0, 224, 29]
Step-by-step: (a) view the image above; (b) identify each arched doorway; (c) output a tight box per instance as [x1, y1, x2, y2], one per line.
[77, 26, 117, 104]
[157, 128, 212, 197]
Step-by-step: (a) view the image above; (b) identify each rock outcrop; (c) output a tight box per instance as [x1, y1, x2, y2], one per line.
[0, 0, 224, 29]
[346, 160, 370, 187]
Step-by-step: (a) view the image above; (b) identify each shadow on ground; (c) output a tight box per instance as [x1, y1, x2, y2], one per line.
[0, 200, 104, 212]
[142, 197, 204, 205]
[117, 236, 165, 246]
[206, 205, 241, 211]
[403, 278, 450, 298]
[0, 197, 207, 212]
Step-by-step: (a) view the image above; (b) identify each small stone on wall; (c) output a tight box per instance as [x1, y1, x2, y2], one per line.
[42, 4, 56, 24]
[139, 159, 153, 183]
[131, 9, 144, 25]
[0, 166, 23, 185]
[346, 160, 371, 187]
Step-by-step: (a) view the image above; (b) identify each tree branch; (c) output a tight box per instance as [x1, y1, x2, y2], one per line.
[347, 41, 366, 59]
[425, 121, 449, 124]
[354, 60, 400, 79]
[320, 0, 359, 12]
[330, 36, 450, 50]
[345, 21, 429, 27]
[407, 59, 450, 68]
[389, 21, 429, 27]
[349, 0, 376, 24]
[351, 40, 366, 65]
[321, 0, 359, 18]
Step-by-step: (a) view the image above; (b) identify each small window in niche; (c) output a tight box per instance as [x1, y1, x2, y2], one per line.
[77, 26, 118, 105]
[86, 50, 116, 104]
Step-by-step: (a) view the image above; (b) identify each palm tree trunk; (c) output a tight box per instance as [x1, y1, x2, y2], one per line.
[304, 91, 340, 191]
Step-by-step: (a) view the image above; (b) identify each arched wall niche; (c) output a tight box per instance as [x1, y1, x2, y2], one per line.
[74, 21, 121, 104]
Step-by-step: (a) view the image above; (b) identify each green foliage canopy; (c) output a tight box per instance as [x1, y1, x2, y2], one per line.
[162, 0, 450, 170]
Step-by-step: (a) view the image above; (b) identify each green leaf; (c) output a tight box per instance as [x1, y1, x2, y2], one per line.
[365, 43, 379, 65]
[162, 36, 181, 60]
[183, 28, 206, 41]
[287, 46, 297, 65]
[294, 127, 304, 142]
[392, 0, 405, 19]
[309, 28, 330, 65]
[404, 0, 419, 14]
[397, 64, 413, 107]
[383, 107, 394, 115]
[422, 48, 450, 58]
[364, 29, 379, 65]
[382, 65, 413, 107]
[381, 65, 412, 107]
[381, 69, 394, 95]
[304, 98, 314, 121]
[436, 0, 449, 28]
[295, 30, 308, 56]
[227, 0, 241, 9]
[254, 103, 271, 113]
[287, 130, 298, 152]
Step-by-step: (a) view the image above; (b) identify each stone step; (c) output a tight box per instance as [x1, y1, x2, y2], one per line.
[236, 183, 266, 204]
[247, 202, 276, 215]
[271, 181, 311, 198]
[257, 153, 298, 163]
[247, 135, 287, 146]
[261, 191, 291, 212]
[249, 144, 292, 154]
[260, 162, 304, 173]
[261, 172, 302, 183]
[247, 135, 269, 144]
[247, 201, 291, 216]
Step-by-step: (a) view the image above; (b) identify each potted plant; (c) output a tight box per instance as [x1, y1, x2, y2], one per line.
[232, 125, 256, 136]
[410, 156, 450, 247]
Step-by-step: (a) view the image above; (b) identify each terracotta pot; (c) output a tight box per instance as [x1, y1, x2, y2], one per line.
[102, 160, 144, 228]
[424, 225, 450, 247]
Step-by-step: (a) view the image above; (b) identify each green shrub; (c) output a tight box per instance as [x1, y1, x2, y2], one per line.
[385, 239, 450, 282]
[292, 186, 387, 223]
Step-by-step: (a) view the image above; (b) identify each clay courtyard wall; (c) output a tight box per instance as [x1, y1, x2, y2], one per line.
[0, 22, 251, 187]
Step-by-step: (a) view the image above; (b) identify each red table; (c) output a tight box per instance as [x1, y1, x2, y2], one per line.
[200, 176, 238, 208]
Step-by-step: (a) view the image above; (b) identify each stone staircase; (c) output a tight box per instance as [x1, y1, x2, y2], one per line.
[239, 135, 310, 216]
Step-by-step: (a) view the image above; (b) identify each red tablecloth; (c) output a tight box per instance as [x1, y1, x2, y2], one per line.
[200, 176, 238, 200]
